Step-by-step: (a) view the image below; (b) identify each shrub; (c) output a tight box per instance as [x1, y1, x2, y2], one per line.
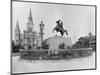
[42, 41, 49, 49]
[59, 43, 65, 49]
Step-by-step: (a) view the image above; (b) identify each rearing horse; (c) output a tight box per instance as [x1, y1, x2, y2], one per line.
[53, 19, 68, 36]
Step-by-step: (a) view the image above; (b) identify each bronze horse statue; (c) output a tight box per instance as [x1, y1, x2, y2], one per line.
[53, 19, 68, 36]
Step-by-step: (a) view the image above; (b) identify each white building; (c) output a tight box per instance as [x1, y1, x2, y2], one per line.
[14, 9, 44, 50]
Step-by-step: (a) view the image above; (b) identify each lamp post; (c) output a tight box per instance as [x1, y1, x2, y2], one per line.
[39, 21, 44, 49]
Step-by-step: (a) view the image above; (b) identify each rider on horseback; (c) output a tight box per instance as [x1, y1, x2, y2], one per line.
[56, 19, 63, 30]
[53, 19, 68, 36]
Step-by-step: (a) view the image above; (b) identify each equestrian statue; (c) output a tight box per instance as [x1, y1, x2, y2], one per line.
[53, 19, 68, 36]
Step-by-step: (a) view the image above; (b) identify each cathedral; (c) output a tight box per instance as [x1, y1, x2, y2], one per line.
[14, 9, 44, 50]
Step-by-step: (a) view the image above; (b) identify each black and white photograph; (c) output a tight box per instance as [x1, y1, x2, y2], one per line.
[11, 0, 96, 74]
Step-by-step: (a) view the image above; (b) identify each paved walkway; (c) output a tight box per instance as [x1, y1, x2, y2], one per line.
[12, 52, 95, 74]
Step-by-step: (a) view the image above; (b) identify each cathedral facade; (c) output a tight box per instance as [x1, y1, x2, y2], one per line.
[14, 9, 44, 50]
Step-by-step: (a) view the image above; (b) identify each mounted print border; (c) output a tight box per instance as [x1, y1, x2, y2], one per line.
[11, 0, 97, 75]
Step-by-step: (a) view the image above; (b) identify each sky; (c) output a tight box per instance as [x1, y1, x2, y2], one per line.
[12, 1, 95, 44]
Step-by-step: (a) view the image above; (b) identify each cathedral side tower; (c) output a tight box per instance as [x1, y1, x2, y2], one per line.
[27, 9, 34, 31]
[15, 20, 21, 45]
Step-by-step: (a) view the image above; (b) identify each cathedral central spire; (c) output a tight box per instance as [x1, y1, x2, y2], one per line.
[28, 9, 33, 21]
[27, 9, 34, 31]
